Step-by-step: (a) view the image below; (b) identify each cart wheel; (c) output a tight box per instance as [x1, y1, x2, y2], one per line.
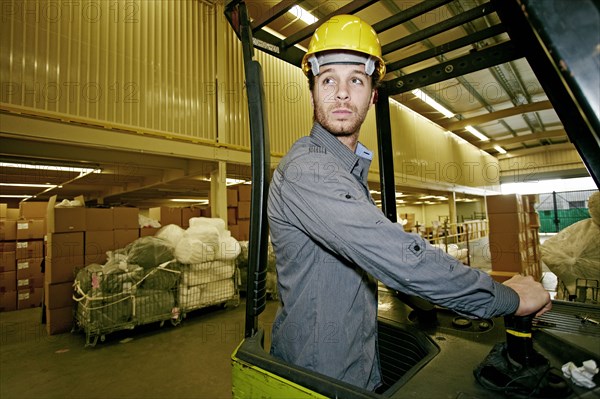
[88, 335, 98, 347]
[160, 320, 165, 327]
[100, 335, 106, 343]
[171, 317, 181, 327]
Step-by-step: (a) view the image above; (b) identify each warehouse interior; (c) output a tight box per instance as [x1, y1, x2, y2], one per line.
[1, 0, 599, 398]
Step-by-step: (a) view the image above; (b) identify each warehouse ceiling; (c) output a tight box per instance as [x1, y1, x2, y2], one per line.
[1, 0, 594, 210]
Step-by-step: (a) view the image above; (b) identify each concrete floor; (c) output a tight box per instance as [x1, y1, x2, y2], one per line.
[1, 299, 278, 399]
[1, 234, 558, 399]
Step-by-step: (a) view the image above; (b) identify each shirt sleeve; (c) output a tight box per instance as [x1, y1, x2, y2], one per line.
[276, 152, 519, 319]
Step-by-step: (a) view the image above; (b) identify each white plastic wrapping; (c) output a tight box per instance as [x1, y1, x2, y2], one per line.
[156, 224, 186, 247]
[175, 236, 215, 264]
[181, 260, 236, 286]
[540, 219, 600, 294]
[189, 217, 227, 237]
[178, 278, 235, 309]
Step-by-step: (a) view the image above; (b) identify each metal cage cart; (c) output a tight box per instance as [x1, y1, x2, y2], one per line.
[73, 263, 182, 347]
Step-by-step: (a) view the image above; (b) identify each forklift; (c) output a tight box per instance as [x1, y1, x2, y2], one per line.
[224, 0, 600, 397]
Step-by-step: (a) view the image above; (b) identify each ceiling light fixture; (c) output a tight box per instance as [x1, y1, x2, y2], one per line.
[465, 125, 489, 141]
[0, 162, 100, 174]
[288, 5, 318, 25]
[0, 195, 33, 198]
[493, 145, 507, 154]
[0, 183, 58, 188]
[412, 89, 455, 118]
[171, 199, 209, 204]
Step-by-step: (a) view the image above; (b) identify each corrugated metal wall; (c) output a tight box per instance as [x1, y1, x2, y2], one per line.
[0, 1, 499, 189]
[0, 0, 216, 140]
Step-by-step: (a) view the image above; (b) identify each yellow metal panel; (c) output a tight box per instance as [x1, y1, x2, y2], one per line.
[0, 0, 217, 141]
[232, 354, 328, 399]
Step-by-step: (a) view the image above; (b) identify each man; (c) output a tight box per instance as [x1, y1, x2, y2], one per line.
[267, 14, 551, 391]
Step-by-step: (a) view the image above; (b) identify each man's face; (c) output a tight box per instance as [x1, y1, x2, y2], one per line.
[311, 63, 375, 137]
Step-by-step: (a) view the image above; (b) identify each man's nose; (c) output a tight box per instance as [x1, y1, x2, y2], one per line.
[336, 82, 349, 101]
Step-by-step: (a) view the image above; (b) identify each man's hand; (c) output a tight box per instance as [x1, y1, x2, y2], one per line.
[503, 275, 552, 317]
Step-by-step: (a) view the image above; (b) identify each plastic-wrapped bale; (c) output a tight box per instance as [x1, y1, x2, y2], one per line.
[99, 264, 144, 295]
[121, 236, 175, 270]
[181, 260, 236, 287]
[134, 289, 176, 324]
[215, 236, 242, 261]
[178, 279, 235, 310]
[541, 191, 600, 299]
[140, 262, 181, 290]
[156, 224, 185, 247]
[76, 293, 134, 332]
[189, 217, 227, 237]
[175, 236, 215, 264]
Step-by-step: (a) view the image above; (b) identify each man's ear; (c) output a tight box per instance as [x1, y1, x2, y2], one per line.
[372, 89, 378, 105]
[310, 90, 314, 108]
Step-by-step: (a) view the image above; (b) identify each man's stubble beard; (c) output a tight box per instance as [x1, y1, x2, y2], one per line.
[313, 100, 369, 137]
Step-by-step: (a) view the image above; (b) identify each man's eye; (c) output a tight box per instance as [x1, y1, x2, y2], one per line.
[352, 78, 364, 85]
[323, 77, 335, 85]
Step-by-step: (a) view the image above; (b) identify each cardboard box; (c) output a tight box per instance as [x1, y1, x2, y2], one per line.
[114, 229, 139, 249]
[227, 208, 237, 226]
[47, 195, 86, 233]
[113, 207, 139, 229]
[488, 212, 526, 234]
[85, 230, 114, 256]
[0, 204, 6, 219]
[237, 184, 252, 202]
[86, 208, 114, 231]
[0, 291, 17, 312]
[16, 240, 44, 260]
[181, 207, 202, 228]
[489, 270, 519, 283]
[19, 201, 47, 219]
[0, 252, 16, 273]
[489, 246, 528, 272]
[488, 232, 528, 252]
[237, 201, 251, 220]
[149, 207, 182, 227]
[45, 281, 74, 310]
[238, 219, 250, 241]
[17, 287, 42, 309]
[0, 242, 16, 252]
[201, 207, 212, 218]
[140, 227, 160, 237]
[0, 271, 16, 292]
[7, 209, 19, 219]
[17, 276, 44, 289]
[45, 306, 73, 335]
[486, 194, 523, 214]
[227, 189, 238, 207]
[85, 230, 114, 254]
[45, 255, 84, 284]
[46, 232, 84, 258]
[16, 219, 46, 240]
[228, 224, 240, 241]
[16, 257, 44, 280]
[0, 219, 17, 241]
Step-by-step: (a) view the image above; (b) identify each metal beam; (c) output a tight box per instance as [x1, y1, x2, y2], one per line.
[479, 129, 567, 150]
[251, 0, 297, 31]
[372, 0, 453, 34]
[385, 41, 523, 95]
[442, 100, 553, 131]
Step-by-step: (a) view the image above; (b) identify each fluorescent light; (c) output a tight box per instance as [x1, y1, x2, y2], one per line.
[0, 183, 58, 188]
[171, 199, 209, 204]
[412, 89, 455, 118]
[493, 145, 507, 154]
[288, 5, 318, 25]
[0, 195, 33, 198]
[0, 162, 99, 174]
[465, 125, 489, 141]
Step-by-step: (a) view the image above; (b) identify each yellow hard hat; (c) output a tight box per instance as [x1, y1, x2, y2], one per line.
[301, 15, 386, 81]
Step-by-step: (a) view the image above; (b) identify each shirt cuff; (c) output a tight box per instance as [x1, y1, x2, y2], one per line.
[491, 283, 520, 317]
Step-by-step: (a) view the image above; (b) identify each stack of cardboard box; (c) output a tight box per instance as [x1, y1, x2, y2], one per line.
[487, 194, 542, 282]
[16, 202, 46, 310]
[0, 204, 18, 311]
[227, 185, 251, 241]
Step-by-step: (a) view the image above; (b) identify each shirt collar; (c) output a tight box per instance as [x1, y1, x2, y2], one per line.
[310, 122, 372, 170]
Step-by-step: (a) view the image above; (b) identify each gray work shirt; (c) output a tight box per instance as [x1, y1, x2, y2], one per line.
[267, 122, 519, 391]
